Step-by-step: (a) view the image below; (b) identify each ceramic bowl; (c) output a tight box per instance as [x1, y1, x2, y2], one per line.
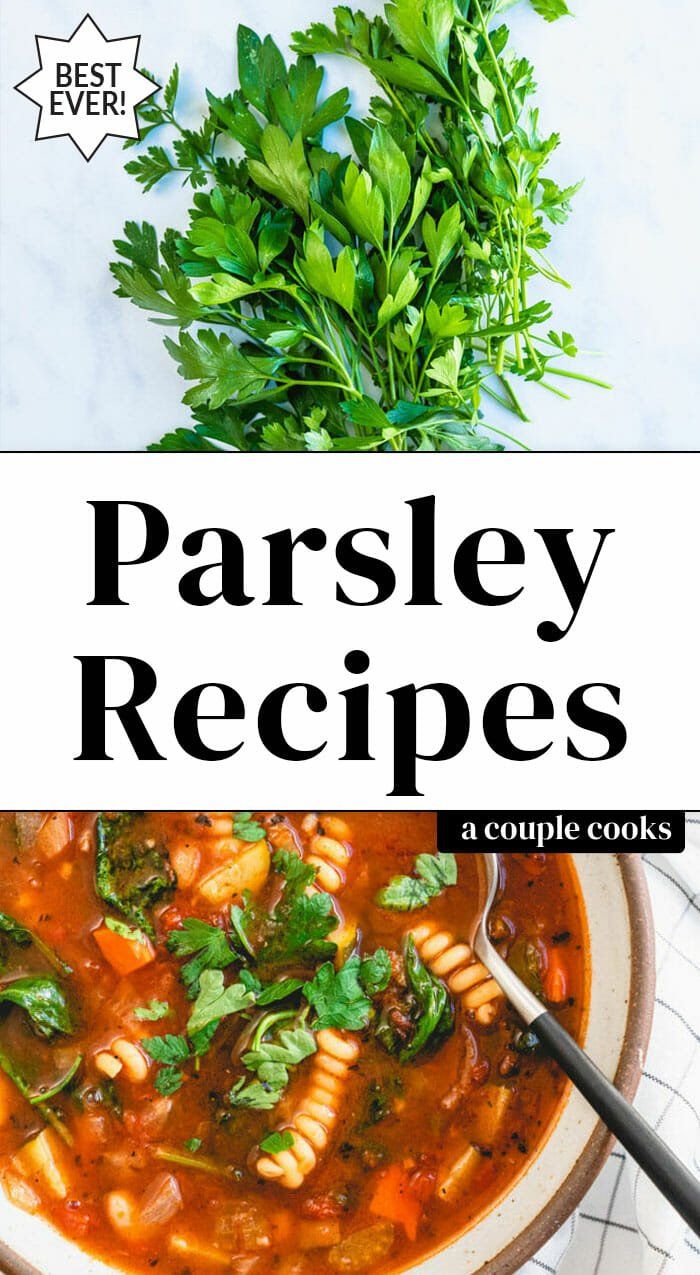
[0, 852, 655, 1275]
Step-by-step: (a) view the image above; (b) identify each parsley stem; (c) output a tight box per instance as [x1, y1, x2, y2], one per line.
[484, 423, 530, 450]
[39, 1104, 74, 1147]
[473, 0, 518, 133]
[546, 367, 613, 390]
[154, 1146, 234, 1179]
[252, 1009, 297, 1052]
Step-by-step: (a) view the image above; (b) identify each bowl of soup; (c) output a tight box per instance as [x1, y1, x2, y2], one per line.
[0, 813, 654, 1275]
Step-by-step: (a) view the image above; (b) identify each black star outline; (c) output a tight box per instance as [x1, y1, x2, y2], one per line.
[13, 12, 160, 161]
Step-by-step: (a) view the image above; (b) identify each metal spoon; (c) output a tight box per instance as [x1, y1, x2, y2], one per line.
[472, 851, 700, 1236]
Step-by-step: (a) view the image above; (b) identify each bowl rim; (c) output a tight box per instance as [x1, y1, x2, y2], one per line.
[0, 852, 656, 1275]
[472, 850, 656, 1275]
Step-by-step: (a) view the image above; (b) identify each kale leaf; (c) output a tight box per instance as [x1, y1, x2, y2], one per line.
[96, 812, 176, 937]
[0, 975, 73, 1039]
[376, 937, 454, 1062]
[0, 911, 72, 977]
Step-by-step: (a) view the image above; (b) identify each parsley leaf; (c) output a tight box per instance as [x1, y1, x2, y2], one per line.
[258, 851, 338, 965]
[230, 899, 256, 958]
[303, 954, 389, 1031]
[142, 1033, 190, 1096]
[134, 999, 171, 1022]
[242, 1026, 317, 1074]
[530, 0, 572, 20]
[256, 977, 306, 1005]
[233, 813, 266, 842]
[115, 1, 598, 454]
[155, 1067, 186, 1096]
[358, 948, 392, 997]
[272, 849, 316, 889]
[184, 1137, 202, 1152]
[231, 1015, 317, 1111]
[259, 1130, 294, 1154]
[375, 852, 457, 912]
[228, 1077, 280, 1111]
[186, 970, 255, 1036]
[142, 1034, 190, 1066]
[167, 917, 237, 996]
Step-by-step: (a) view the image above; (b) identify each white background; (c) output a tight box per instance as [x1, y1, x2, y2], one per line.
[0, 452, 697, 808]
[1, 0, 699, 450]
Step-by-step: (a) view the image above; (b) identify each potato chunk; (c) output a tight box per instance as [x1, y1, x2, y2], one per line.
[11, 1129, 70, 1200]
[1, 1169, 41, 1214]
[436, 1145, 482, 1204]
[198, 840, 270, 905]
[471, 1084, 511, 1146]
[327, 1221, 395, 1272]
[169, 1234, 231, 1266]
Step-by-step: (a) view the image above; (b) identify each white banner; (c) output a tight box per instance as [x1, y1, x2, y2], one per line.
[0, 452, 697, 808]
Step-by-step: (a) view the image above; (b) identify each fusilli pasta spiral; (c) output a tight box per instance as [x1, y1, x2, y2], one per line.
[409, 921, 504, 1025]
[256, 1030, 360, 1189]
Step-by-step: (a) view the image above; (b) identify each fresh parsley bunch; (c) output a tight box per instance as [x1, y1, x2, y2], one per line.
[112, 0, 606, 452]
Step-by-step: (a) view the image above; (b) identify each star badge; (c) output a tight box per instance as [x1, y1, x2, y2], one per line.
[14, 13, 158, 160]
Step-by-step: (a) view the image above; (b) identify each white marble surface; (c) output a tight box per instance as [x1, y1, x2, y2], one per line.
[1, 0, 699, 451]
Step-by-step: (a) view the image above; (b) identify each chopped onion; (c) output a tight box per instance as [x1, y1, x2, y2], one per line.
[139, 1172, 183, 1229]
[2, 1170, 41, 1214]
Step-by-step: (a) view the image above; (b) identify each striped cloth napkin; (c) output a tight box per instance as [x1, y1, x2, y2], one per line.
[524, 820, 700, 1275]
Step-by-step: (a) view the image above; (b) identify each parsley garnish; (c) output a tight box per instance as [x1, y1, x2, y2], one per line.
[155, 1067, 187, 1096]
[233, 813, 266, 842]
[167, 917, 237, 996]
[258, 851, 338, 965]
[142, 1034, 190, 1065]
[134, 998, 171, 1022]
[358, 948, 392, 997]
[229, 1011, 317, 1111]
[259, 1130, 294, 1154]
[142, 968, 255, 1093]
[375, 853, 457, 911]
[228, 1079, 281, 1111]
[230, 898, 256, 958]
[142, 1034, 190, 1096]
[303, 951, 391, 1031]
[257, 977, 306, 1005]
[186, 970, 255, 1036]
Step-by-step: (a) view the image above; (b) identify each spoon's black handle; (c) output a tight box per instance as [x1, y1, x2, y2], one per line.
[533, 1011, 700, 1236]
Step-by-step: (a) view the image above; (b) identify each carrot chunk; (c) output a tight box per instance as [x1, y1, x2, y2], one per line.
[369, 1164, 422, 1241]
[543, 949, 568, 1004]
[93, 923, 155, 976]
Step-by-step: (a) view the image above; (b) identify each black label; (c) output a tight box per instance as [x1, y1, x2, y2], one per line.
[437, 811, 686, 853]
